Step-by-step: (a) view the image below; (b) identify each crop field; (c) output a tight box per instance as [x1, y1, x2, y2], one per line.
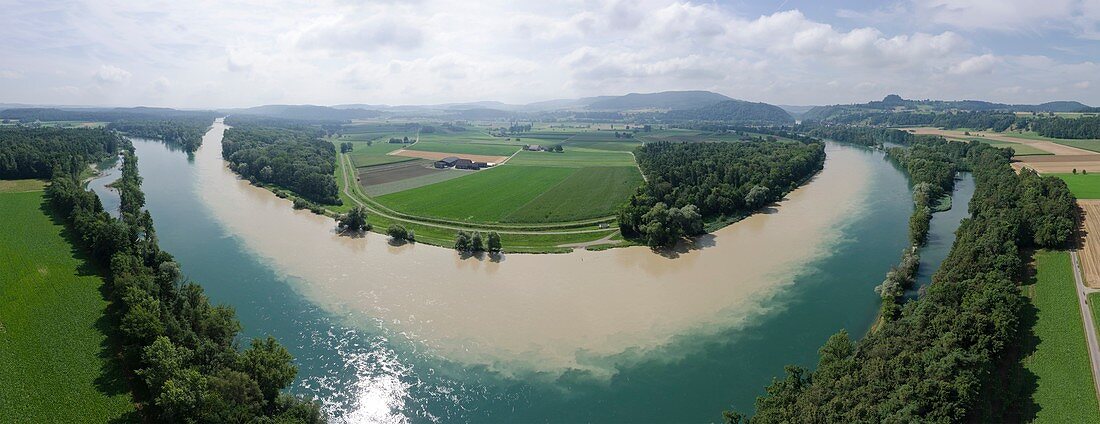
[357, 160, 467, 196]
[0, 188, 134, 422]
[0, 179, 45, 192]
[503, 167, 644, 222]
[343, 140, 416, 168]
[406, 140, 520, 157]
[969, 139, 1052, 156]
[1018, 250, 1100, 423]
[1053, 174, 1100, 199]
[377, 166, 576, 222]
[506, 149, 638, 167]
[1077, 201, 1100, 290]
[1052, 139, 1100, 153]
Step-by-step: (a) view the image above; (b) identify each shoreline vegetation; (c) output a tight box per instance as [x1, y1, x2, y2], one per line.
[731, 138, 1077, 422]
[46, 148, 322, 421]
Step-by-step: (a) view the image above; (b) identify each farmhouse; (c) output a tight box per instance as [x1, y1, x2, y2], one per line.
[454, 159, 479, 170]
[434, 157, 459, 168]
[524, 144, 544, 151]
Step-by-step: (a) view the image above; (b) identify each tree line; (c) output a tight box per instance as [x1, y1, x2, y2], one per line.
[805, 109, 1100, 140]
[44, 152, 323, 422]
[619, 140, 825, 247]
[221, 121, 340, 205]
[0, 127, 124, 179]
[729, 141, 1076, 423]
[107, 118, 213, 152]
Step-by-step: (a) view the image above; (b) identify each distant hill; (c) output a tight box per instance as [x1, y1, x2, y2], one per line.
[662, 100, 794, 124]
[226, 104, 381, 121]
[584, 90, 733, 111]
[805, 95, 1092, 122]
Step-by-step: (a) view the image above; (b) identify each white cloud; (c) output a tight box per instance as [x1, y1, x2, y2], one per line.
[94, 64, 131, 84]
[0, 0, 1096, 107]
[948, 54, 999, 75]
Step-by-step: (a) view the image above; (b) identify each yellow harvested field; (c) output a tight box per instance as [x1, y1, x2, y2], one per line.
[1078, 200, 1100, 289]
[0, 179, 45, 193]
[907, 127, 1095, 156]
[390, 149, 509, 164]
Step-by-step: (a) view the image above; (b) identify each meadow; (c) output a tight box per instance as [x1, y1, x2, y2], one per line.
[1018, 250, 1100, 423]
[406, 140, 521, 157]
[343, 139, 417, 168]
[376, 165, 577, 222]
[0, 187, 133, 422]
[1053, 174, 1100, 199]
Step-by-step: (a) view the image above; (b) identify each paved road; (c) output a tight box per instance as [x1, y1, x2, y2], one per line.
[1069, 250, 1100, 406]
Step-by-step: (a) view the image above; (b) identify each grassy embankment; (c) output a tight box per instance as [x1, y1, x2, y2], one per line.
[0, 183, 134, 421]
[1017, 250, 1100, 423]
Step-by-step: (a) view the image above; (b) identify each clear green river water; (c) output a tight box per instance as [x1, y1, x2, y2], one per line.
[91, 130, 972, 423]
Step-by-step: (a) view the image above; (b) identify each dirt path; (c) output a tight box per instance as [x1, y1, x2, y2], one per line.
[908, 127, 1095, 156]
[1069, 249, 1100, 407]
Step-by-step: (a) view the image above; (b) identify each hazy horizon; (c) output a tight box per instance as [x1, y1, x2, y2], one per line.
[3, 0, 1099, 109]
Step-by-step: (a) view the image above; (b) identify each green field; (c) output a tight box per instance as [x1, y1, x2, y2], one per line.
[503, 167, 644, 222]
[1019, 250, 1100, 423]
[505, 149, 638, 168]
[343, 140, 416, 168]
[1052, 139, 1100, 153]
[377, 166, 575, 222]
[1053, 174, 1100, 199]
[1091, 292, 1100, 341]
[968, 139, 1052, 156]
[406, 140, 520, 157]
[0, 188, 134, 421]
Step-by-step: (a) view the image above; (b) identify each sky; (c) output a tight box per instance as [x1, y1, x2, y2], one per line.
[1, 0, 1099, 108]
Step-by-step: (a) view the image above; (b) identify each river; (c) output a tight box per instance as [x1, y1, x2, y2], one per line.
[90, 121, 972, 423]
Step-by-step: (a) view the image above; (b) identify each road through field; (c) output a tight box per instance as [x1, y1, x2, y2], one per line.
[1069, 249, 1100, 408]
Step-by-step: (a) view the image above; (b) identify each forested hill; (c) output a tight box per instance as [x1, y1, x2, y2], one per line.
[584, 90, 733, 111]
[661, 100, 794, 125]
[804, 94, 1091, 122]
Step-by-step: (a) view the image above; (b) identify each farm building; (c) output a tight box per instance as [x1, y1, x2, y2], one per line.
[455, 159, 480, 170]
[524, 144, 544, 151]
[434, 157, 459, 168]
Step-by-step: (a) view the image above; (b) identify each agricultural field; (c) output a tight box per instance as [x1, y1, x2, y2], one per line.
[342, 139, 416, 168]
[1077, 200, 1100, 290]
[406, 140, 520, 157]
[1054, 174, 1100, 199]
[1018, 250, 1100, 423]
[377, 166, 577, 222]
[0, 186, 134, 422]
[970, 138, 1052, 156]
[505, 149, 638, 168]
[356, 159, 466, 196]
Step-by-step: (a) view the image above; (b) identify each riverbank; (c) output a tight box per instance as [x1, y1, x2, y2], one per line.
[109, 128, 921, 421]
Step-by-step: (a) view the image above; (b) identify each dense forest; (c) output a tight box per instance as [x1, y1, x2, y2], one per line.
[0, 107, 216, 151]
[620, 140, 825, 247]
[0, 127, 123, 179]
[107, 118, 212, 152]
[221, 120, 340, 205]
[1030, 116, 1100, 139]
[732, 141, 1076, 423]
[44, 153, 322, 422]
[806, 126, 914, 147]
